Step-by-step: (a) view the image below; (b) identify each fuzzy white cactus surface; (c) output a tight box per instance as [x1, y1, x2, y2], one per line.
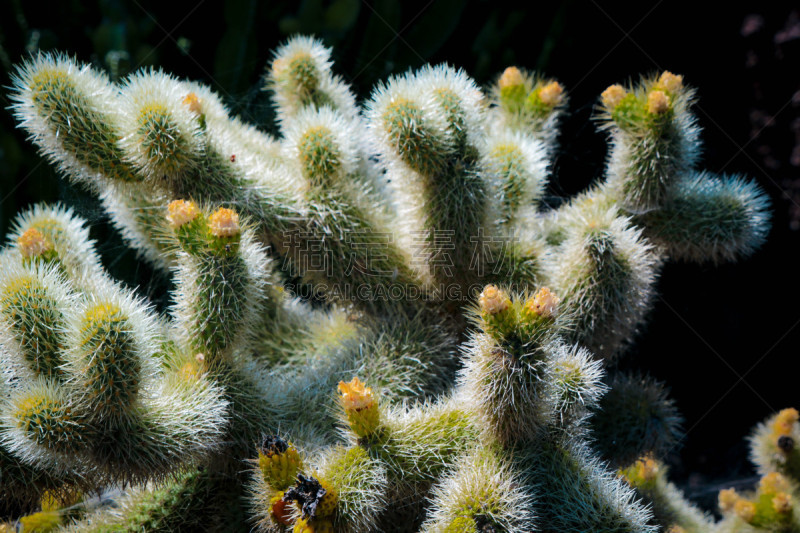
[0, 36, 776, 533]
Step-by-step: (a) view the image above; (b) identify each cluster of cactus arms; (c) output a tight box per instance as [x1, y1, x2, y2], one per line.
[0, 34, 777, 532]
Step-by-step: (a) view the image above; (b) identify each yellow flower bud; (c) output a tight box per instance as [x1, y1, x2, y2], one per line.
[499, 67, 524, 89]
[525, 287, 559, 318]
[208, 207, 240, 238]
[538, 81, 564, 107]
[167, 199, 200, 228]
[17, 228, 53, 258]
[337, 377, 375, 412]
[658, 71, 684, 93]
[647, 90, 670, 115]
[773, 492, 793, 514]
[773, 408, 798, 436]
[734, 499, 756, 523]
[479, 285, 511, 316]
[619, 455, 660, 489]
[760, 471, 790, 495]
[601, 84, 627, 110]
[338, 377, 380, 436]
[635, 455, 659, 482]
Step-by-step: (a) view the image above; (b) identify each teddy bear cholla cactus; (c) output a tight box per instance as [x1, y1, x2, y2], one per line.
[0, 204, 230, 510]
[248, 285, 673, 532]
[0, 34, 769, 531]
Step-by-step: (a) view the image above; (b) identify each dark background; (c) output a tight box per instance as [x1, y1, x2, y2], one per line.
[1, 0, 797, 512]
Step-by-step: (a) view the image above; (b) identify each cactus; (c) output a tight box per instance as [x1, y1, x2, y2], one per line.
[708, 409, 800, 533]
[0, 35, 772, 532]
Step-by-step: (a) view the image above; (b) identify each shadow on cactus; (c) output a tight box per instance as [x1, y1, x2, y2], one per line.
[0, 34, 770, 532]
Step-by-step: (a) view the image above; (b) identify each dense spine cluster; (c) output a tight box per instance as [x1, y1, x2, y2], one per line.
[0, 206, 229, 508]
[0, 35, 771, 532]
